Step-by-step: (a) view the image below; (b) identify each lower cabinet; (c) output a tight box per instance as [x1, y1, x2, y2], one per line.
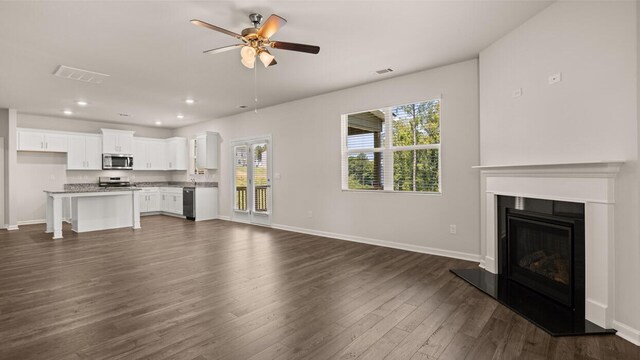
[161, 191, 183, 215]
[139, 189, 161, 213]
[140, 187, 182, 216]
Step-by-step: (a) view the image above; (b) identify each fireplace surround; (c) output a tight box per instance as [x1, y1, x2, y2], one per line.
[452, 161, 622, 336]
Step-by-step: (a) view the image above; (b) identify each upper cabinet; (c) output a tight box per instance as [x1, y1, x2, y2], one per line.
[17, 127, 189, 172]
[18, 129, 68, 152]
[166, 137, 188, 170]
[196, 132, 219, 170]
[67, 135, 102, 170]
[133, 138, 166, 170]
[101, 129, 134, 154]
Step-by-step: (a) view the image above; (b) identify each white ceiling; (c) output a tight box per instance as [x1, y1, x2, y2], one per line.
[0, 1, 552, 129]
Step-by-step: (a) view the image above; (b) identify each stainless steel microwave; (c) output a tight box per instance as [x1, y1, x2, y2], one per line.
[103, 154, 133, 170]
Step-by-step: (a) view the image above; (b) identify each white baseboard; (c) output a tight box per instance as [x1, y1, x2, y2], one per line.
[613, 320, 640, 346]
[5, 224, 19, 231]
[271, 223, 481, 263]
[586, 299, 608, 329]
[613, 320, 640, 345]
[17, 219, 45, 226]
[215, 217, 480, 262]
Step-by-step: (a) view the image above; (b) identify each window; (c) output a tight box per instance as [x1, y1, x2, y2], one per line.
[342, 99, 441, 193]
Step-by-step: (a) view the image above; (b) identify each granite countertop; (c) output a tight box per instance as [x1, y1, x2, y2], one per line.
[44, 187, 142, 194]
[132, 181, 218, 188]
[56, 181, 218, 193]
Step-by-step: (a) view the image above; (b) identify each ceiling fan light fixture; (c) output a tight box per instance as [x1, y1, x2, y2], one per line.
[241, 57, 255, 69]
[240, 46, 256, 61]
[258, 50, 275, 67]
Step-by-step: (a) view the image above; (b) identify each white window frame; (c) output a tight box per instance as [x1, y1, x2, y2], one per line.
[341, 99, 442, 194]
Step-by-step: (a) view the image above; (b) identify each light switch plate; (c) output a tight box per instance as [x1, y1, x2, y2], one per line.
[512, 88, 522, 98]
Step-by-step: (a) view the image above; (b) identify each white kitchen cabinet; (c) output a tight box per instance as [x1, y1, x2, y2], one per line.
[84, 136, 102, 169]
[195, 132, 219, 170]
[148, 193, 161, 212]
[194, 187, 218, 221]
[166, 137, 188, 170]
[18, 129, 68, 152]
[161, 188, 183, 215]
[102, 129, 134, 154]
[139, 188, 161, 213]
[67, 135, 102, 170]
[17, 131, 44, 151]
[43, 133, 68, 152]
[134, 138, 166, 170]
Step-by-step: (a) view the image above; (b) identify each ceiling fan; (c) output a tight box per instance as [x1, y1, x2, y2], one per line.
[191, 13, 320, 69]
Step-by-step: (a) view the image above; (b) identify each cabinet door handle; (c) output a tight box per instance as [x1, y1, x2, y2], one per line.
[40, 142, 44, 149]
[45, 142, 48, 149]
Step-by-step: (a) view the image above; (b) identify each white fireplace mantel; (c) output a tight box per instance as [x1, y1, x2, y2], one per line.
[477, 160, 624, 329]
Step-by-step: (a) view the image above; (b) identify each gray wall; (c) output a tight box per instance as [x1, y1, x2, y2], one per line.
[480, 0, 639, 340]
[173, 59, 481, 259]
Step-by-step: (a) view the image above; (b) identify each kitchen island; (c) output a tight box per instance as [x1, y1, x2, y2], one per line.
[44, 188, 141, 239]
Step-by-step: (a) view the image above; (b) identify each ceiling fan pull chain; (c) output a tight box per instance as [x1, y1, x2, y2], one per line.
[254, 62, 258, 113]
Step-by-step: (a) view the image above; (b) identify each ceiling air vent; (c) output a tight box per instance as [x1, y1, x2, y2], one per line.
[53, 65, 110, 84]
[375, 68, 394, 75]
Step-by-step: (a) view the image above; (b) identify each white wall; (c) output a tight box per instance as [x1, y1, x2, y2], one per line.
[16, 114, 180, 223]
[173, 59, 480, 259]
[480, 1, 639, 341]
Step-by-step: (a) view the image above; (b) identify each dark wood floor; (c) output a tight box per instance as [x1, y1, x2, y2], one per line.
[0, 216, 637, 360]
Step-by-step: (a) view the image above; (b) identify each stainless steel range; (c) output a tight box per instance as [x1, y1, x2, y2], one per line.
[98, 176, 133, 188]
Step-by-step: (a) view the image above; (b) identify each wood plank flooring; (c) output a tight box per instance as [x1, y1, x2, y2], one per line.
[0, 216, 637, 359]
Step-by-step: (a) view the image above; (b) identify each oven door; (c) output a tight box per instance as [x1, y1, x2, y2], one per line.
[103, 155, 133, 170]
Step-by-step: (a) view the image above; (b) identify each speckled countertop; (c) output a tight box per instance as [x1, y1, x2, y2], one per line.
[44, 187, 141, 194]
[52, 181, 218, 194]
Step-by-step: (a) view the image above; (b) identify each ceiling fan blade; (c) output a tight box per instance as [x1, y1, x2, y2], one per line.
[270, 41, 320, 54]
[190, 19, 244, 40]
[257, 14, 287, 39]
[202, 44, 244, 55]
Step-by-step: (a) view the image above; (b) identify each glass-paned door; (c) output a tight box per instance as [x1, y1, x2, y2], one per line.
[231, 137, 272, 225]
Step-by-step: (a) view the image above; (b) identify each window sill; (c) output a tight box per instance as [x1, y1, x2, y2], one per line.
[341, 189, 442, 196]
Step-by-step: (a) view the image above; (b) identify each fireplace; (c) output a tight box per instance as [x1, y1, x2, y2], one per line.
[451, 162, 620, 336]
[499, 197, 585, 314]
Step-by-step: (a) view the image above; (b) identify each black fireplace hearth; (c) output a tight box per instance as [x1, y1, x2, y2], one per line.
[452, 196, 614, 337]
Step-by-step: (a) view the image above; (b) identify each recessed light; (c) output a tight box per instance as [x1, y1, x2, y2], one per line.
[185, 99, 195, 105]
[63, 110, 73, 115]
[177, 114, 184, 119]
[76, 100, 88, 106]
[154, 121, 162, 126]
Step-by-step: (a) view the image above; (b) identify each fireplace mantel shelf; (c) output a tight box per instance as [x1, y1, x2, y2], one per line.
[472, 160, 625, 170]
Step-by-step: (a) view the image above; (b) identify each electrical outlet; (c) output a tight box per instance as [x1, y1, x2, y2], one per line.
[549, 72, 562, 85]
[275, 173, 281, 180]
[512, 88, 522, 98]
[449, 225, 457, 235]
[307, 210, 313, 218]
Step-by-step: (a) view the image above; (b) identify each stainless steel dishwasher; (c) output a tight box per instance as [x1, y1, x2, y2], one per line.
[183, 187, 195, 221]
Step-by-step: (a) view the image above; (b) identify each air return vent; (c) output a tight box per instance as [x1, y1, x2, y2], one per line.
[53, 65, 110, 84]
[375, 68, 394, 75]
